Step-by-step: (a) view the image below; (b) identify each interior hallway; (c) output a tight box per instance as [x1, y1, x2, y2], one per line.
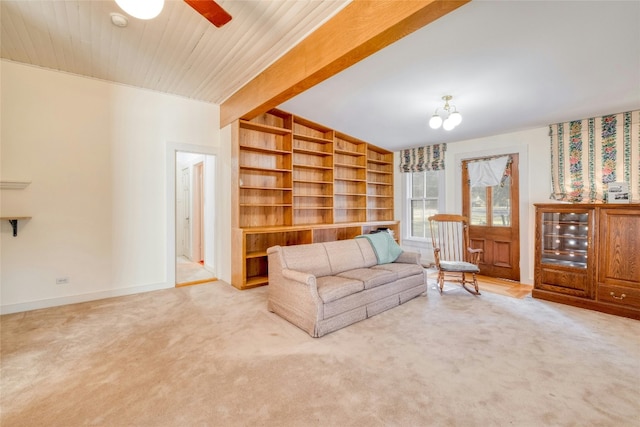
[176, 256, 216, 286]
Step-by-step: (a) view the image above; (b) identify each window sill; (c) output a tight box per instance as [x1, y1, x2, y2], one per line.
[402, 237, 430, 244]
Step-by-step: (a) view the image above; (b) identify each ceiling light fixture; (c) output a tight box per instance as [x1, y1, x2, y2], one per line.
[110, 12, 128, 28]
[115, 0, 164, 20]
[429, 95, 462, 131]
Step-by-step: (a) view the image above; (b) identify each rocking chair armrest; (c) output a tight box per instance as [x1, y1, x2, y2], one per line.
[467, 247, 483, 265]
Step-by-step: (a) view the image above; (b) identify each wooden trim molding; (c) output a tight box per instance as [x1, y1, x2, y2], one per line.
[220, 0, 470, 127]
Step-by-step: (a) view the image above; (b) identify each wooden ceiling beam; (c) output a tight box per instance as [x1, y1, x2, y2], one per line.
[220, 0, 470, 127]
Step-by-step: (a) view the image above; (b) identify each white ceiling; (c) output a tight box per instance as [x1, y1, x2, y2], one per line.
[2, 1, 639, 153]
[0, 0, 349, 104]
[281, 0, 640, 151]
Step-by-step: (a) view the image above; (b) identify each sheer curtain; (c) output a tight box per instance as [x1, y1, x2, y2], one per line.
[467, 155, 510, 187]
[549, 110, 639, 202]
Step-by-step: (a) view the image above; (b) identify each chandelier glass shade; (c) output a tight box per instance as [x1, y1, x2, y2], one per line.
[115, 0, 164, 20]
[429, 95, 462, 131]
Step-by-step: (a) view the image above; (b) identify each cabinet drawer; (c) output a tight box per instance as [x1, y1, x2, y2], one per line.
[598, 284, 640, 309]
[540, 268, 588, 292]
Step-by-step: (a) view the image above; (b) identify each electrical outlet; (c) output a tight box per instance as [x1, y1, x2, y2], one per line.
[56, 277, 69, 285]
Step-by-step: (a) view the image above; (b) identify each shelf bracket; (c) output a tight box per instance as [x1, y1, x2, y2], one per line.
[2, 217, 31, 237]
[8, 219, 19, 237]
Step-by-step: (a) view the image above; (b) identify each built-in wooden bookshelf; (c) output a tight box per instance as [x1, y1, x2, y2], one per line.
[232, 109, 398, 289]
[366, 145, 394, 222]
[237, 110, 293, 228]
[334, 132, 367, 224]
[292, 116, 335, 226]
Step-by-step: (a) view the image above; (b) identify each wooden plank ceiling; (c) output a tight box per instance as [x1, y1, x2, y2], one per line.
[1, 0, 470, 127]
[0, 0, 350, 104]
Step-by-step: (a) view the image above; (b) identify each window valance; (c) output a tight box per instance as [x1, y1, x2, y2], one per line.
[549, 110, 639, 203]
[399, 143, 447, 172]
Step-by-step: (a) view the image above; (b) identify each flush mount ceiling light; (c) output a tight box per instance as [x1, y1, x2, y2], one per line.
[429, 95, 463, 131]
[115, 0, 164, 20]
[110, 12, 128, 27]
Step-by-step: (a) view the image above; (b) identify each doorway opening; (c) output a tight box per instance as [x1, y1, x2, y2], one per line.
[175, 151, 217, 286]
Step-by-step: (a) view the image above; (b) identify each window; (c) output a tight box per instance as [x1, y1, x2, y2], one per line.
[464, 156, 514, 227]
[406, 170, 443, 239]
[469, 181, 511, 226]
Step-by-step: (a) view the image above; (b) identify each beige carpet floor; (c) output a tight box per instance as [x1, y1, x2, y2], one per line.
[2, 279, 639, 426]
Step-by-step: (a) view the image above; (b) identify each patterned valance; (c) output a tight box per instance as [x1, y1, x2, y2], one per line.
[399, 143, 446, 173]
[549, 110, 640, 203]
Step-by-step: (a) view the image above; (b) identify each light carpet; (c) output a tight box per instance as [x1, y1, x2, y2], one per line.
[1, 280, 639, 426]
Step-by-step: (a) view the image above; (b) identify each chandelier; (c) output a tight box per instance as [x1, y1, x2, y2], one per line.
[429, 95, 462, 131]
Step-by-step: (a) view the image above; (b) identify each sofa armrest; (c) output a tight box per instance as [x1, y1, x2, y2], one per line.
[267, 246, 324, 324]
[394, 250, 420, 264]
[282, 268, 317, 290]
[278, 268, 321, 308]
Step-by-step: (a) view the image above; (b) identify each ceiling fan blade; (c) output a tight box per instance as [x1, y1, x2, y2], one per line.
[184, 0, 232, 28]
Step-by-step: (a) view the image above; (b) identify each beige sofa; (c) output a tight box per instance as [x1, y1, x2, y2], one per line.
[266, 237, 426, 337]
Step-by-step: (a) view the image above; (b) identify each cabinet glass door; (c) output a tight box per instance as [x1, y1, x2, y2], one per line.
[541, 212, 589, 268]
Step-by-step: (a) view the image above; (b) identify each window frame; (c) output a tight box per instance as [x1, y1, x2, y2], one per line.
[403, 169, 445, 242]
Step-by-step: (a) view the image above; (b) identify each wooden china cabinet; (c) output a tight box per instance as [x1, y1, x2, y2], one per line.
[231, 109, 398, 290]
[534, 203, 640, 319]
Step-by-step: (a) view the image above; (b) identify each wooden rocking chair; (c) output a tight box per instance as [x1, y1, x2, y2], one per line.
[428, 214, 483, 295]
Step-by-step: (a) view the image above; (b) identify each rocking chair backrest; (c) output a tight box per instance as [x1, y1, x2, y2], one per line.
[428, 214, 471, 263]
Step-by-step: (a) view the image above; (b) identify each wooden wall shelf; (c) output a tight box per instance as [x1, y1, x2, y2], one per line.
[231, 109, 397, 289]
[239, 120, 292, 135]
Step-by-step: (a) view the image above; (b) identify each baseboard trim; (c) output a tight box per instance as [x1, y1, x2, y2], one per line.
[0, 282, 173, 315]
[176, 278, 218, 287]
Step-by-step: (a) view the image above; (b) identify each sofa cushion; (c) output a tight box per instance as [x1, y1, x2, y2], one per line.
[337, 268, 397, 290]
[316, 276, 365, 303]
[323, 239, 377, 275]
[280, 243, 332, 277]
[372, 263, 424, 279]
[355, 238, 379, 266]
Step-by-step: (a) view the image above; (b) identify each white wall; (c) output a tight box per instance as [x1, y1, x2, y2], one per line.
[0, 61, 230, 313]
[396, 127, 552, 284]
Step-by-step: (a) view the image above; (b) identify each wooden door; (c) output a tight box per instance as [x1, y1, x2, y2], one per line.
[462, 154, 520, 281]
